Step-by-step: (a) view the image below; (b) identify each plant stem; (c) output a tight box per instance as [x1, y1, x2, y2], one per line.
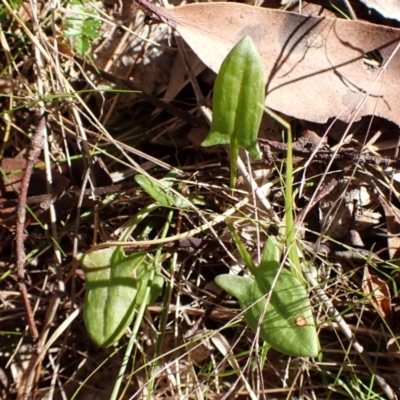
[264, 108, 302, 281]
[230, 137, 239, 189]
[110, 207, 171, 400]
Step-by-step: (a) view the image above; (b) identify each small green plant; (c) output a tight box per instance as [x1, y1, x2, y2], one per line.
[216, 231, 318, 357]
[135, 173, 192, 208]
[64, 0, 102, 55]
[201, 36, 264, 188]
[203, 35, 319, 357]
[78, 171, 189, 349]
[78, 247, 163, 348]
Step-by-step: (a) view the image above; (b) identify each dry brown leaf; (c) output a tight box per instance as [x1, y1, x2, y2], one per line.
[164, 49, 206, 103]
[137, 0, 400, 125]
[362, 267, 392, 326]
[359, 0, 400, 21]
[376, 193, 400, 264]
[0, 158, 70, 196]
[318, 182, 380, 240]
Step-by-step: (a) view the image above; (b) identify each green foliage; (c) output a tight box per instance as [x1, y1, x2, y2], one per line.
[64, 0, 102, 55]
[0, 1, 22, 22]
[134, 172, 191, 208]
[78, 246, 163, 348]
[80, 172, 189, 348]
[201, 36, 264, 188]
[216, 234, 319, 357]
[206, 36, 318, 356]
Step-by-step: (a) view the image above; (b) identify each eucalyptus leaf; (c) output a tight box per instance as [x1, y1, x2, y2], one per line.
[79, 246, 163, 348]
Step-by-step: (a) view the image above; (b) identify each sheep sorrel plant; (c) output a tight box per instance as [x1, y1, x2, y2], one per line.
[202, 36, 319, 357]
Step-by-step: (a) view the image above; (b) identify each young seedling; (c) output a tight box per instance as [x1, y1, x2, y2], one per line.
[64, 0, 102, 55]
[78, 247, 163, 348]
[78, 173, 188, 348]
[216, 224, 319, 357]
[206, 36, 319, 356]
[201, 36, 264, 188]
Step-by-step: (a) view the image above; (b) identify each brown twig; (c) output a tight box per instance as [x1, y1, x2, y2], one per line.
[16, 112, 48, 342]
[0, 182, 139, 209]
[259, 138, 400, 167]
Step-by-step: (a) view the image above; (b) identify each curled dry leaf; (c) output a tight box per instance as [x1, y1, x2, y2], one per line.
[136, 0, 400, 125]
[362, 267, 392, 326]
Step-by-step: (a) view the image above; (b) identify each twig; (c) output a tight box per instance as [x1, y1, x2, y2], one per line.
[342, 0, 357, 20]
[16, 112, 48, 343]
[259, 138, 400, 168]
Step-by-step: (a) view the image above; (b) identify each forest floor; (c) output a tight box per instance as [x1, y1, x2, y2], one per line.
[1, 0, 400, 399]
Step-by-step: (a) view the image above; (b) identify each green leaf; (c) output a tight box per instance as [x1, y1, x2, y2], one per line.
[202, 35, 264, 164]
[215, 269, 318, 357]
[64, 0, 102, 55]
[135, 174, 191, 208]
[216, 228, 319, 357]
[79, 246, 163, 348]
[261, 235, 281, 265]
[75, 37, 90, 55]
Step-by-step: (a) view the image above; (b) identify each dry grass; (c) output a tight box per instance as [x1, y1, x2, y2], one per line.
[0, 0, 400, 399]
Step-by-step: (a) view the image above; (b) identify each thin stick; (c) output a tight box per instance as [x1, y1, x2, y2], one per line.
[16, 112, 48, 342]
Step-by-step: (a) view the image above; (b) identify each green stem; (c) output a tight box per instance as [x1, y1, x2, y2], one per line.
[110, 205, 170, 400]
[230, 137, 239, 189]
[147, 209, 174, 399]
[264, 108, 302, 282]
